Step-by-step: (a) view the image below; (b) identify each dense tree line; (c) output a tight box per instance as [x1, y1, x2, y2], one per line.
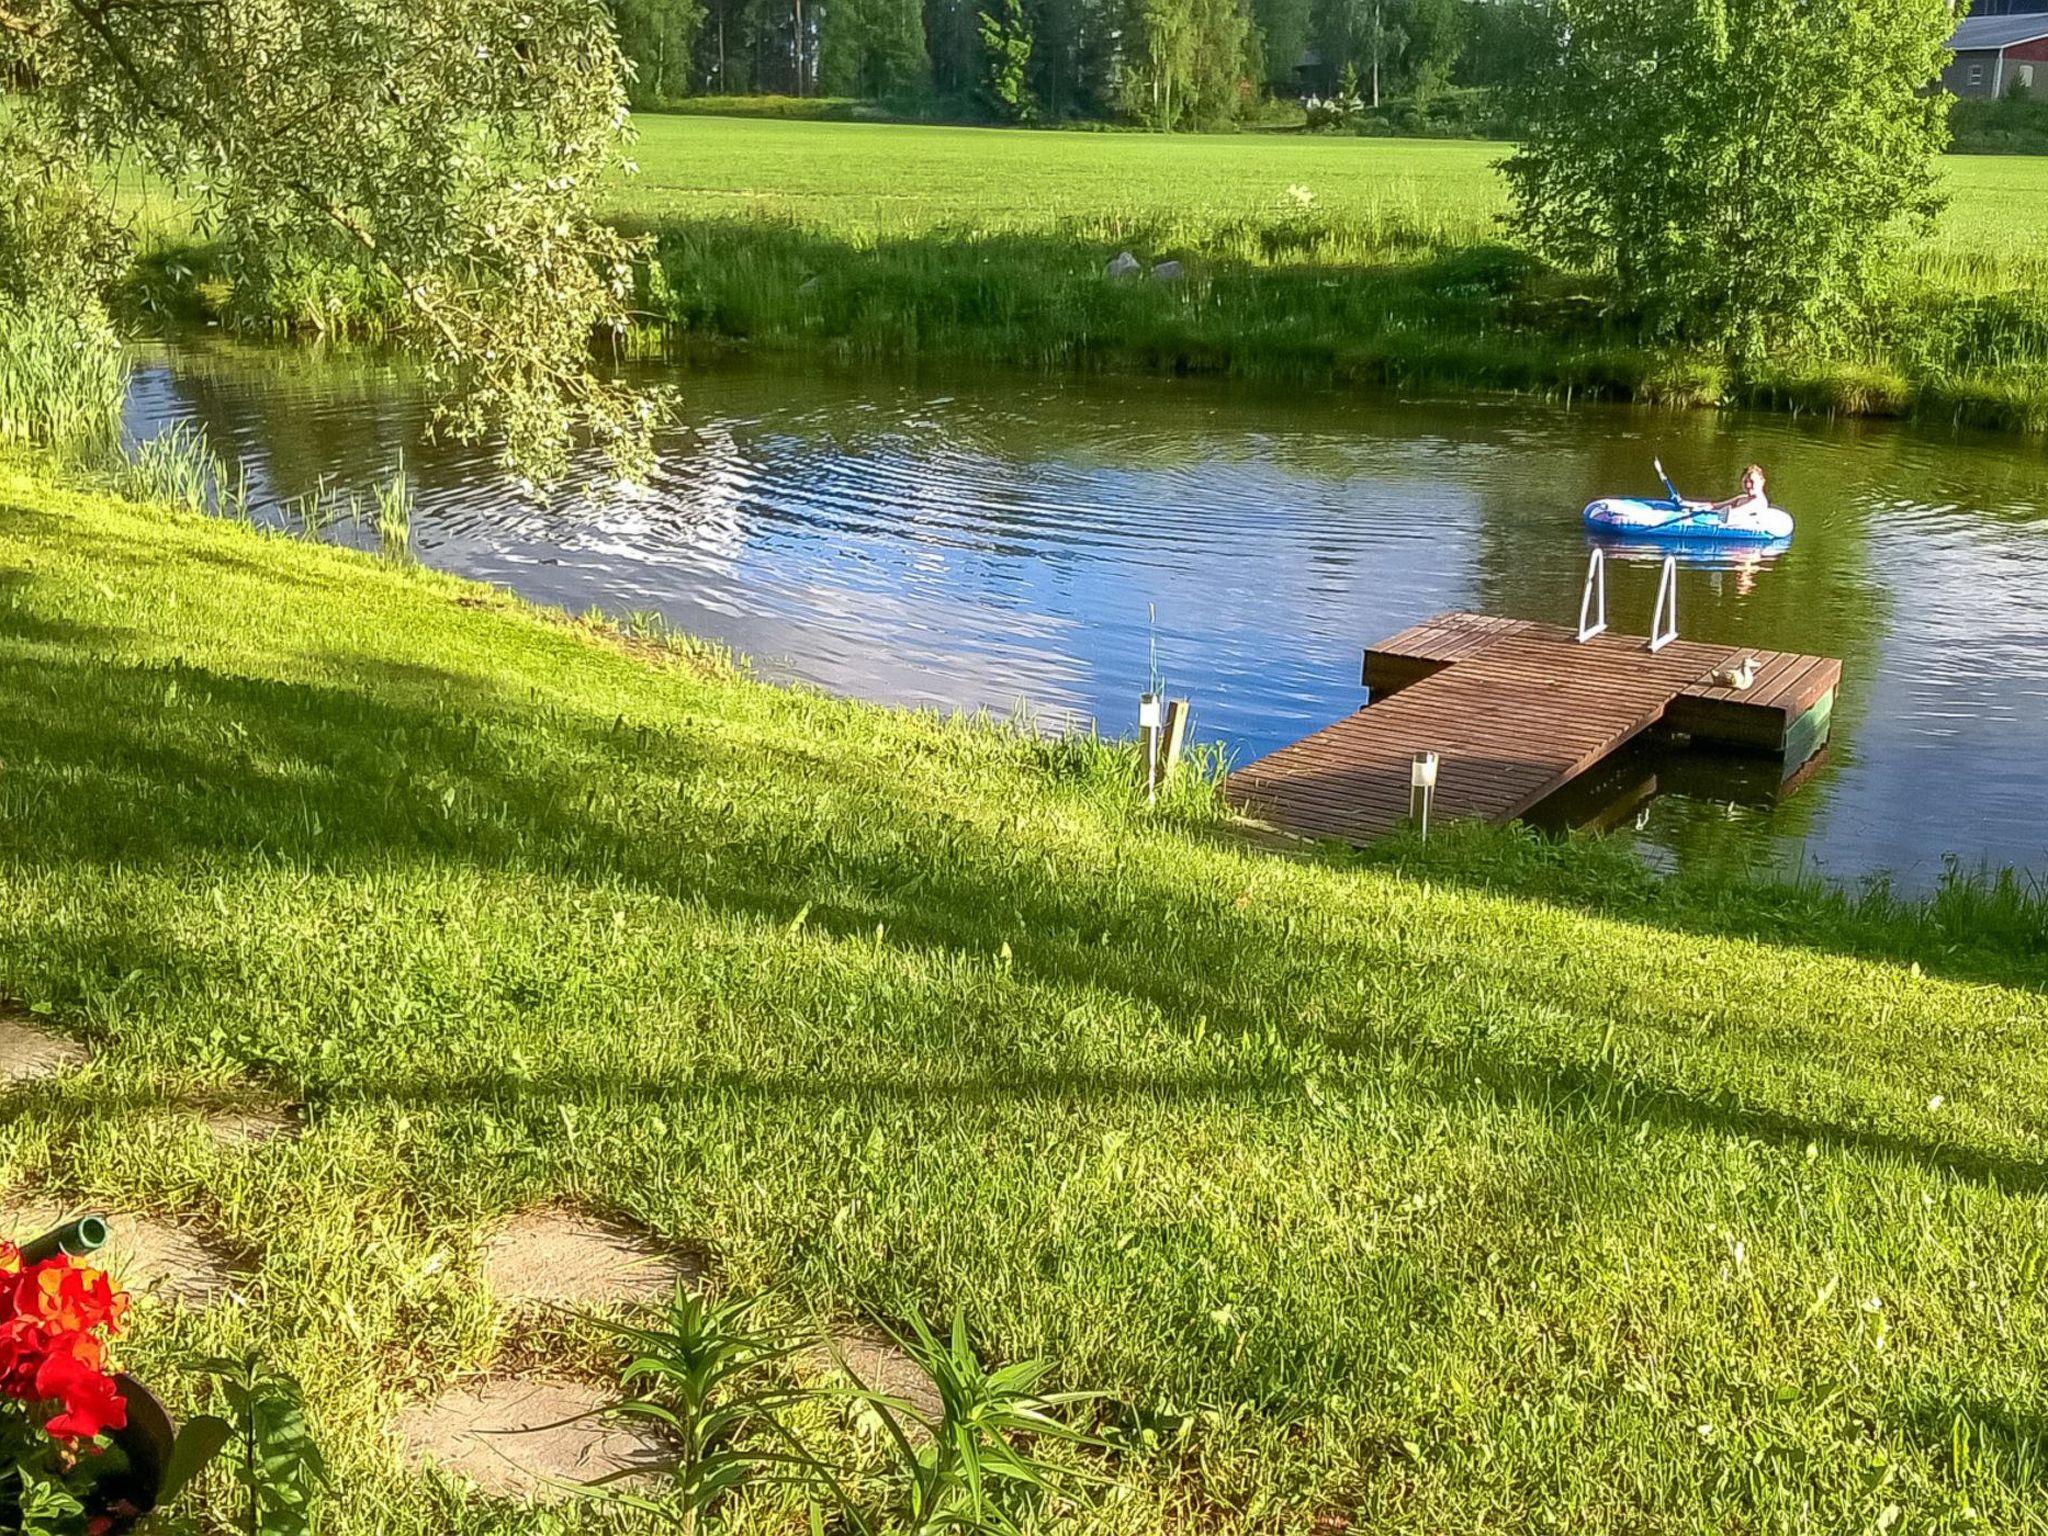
[610, 0, 1535, 125]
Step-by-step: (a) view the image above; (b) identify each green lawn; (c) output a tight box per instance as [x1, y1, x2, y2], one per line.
[4, 461, 2048, 1531]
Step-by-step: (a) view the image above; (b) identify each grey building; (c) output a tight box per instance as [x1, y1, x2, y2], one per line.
[1944, 13, 2048, 98]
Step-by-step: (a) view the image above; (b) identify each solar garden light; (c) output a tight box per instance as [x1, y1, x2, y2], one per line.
[1410, 750, 1439, 837]
[1139, 692, 1164, 801]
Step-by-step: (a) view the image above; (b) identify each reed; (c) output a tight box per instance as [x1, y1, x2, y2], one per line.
[118, 420, 253, 519]
[373, 461, 413, 561]
[0, 304, 126, 460]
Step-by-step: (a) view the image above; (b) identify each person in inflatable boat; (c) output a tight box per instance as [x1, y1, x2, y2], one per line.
[1699, 463, 1769, 528]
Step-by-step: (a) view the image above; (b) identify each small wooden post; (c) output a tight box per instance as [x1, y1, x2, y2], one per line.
[1161, 699, 1190, 780]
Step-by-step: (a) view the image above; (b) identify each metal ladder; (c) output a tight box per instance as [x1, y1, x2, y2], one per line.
[1576, 548, 1678, 652]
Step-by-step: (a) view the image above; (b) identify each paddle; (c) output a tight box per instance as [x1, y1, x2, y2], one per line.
[1644, 457, 1709, 530]
[1654, 456, 1693, 509]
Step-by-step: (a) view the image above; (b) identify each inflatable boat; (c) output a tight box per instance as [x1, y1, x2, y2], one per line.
[1582, 496, 1794, 543]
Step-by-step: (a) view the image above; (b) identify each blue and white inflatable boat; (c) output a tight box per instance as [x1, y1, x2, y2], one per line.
[1581, 496, 1794, 543]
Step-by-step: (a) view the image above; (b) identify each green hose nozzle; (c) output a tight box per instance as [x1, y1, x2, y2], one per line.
[17, 1214, 111, 1265]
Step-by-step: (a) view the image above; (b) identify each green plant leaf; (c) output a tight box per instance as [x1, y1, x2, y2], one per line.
[157, 1413, 235, 1503]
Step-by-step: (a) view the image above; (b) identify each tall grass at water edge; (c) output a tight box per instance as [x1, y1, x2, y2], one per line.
[373, 460, 414, 561]
[0, 302, 127, 460]
[635, 207, 2048, 430]
[117, 420, 252, 520]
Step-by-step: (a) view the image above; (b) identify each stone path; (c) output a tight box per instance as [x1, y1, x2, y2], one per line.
[1, 1008, 930, 1507]
[0, 1012, 88, 1085]
[393, 1377, 670, 1503]
[816, 1330, 943, 1421]
[0, 1200, 243, 1306]
[481, 1206, 696, 1310]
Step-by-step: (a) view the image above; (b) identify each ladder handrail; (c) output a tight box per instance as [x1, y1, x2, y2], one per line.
[1648, 554, 1678, 652]
[1576, 547, 1607, 643]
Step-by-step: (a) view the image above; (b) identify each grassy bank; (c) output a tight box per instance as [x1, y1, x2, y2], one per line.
[125, 115, 2048, 429]
[4, 458, 2048, 1530]
[604, 117, 2048, 429]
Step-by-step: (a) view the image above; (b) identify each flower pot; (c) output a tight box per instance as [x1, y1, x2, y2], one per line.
[85, 1376, 175, 1534]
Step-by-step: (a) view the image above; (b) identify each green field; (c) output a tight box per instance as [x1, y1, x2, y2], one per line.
[126, 112, 2048, 265]
[613, 114, 2048, 261]
[5, 461, 2048, 1531]
[607, 117, 1513, 236]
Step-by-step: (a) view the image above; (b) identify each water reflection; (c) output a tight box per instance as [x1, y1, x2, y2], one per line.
[122, 340, 2048, 888]
[1584, 533, 1792, 585]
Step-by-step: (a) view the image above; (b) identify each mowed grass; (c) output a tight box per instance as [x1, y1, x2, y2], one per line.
[4, 462, 2048, 1530]
[613, 115, 2048, 278]
[606, 117, 1511, 236]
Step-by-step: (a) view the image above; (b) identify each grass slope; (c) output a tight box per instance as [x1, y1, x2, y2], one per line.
[3, 463, 2048, 1531]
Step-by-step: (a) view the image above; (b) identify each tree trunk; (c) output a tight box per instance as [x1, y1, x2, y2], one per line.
[1371, 1, 1380, 107]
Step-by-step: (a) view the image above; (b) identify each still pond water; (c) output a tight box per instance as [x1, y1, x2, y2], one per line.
[126, 341, 2048, 890]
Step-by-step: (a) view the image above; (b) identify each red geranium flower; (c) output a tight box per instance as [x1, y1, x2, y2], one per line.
[35, 1341, 127, 1441]
[0, 1242, 131, 1447]
[15, 1259, 126, 1336]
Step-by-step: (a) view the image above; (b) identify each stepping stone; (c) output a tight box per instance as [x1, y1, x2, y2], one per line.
[815, 1330, 942, 1422]
[394, 1377, 669, 1503]
[0, 1013, 87, 1085]
[0, 1200, 243, 1307]
[201, 1102, 302, 1147]
[480, 1207, 696, 1311]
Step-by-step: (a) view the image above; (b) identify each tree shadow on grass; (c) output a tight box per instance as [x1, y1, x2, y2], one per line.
[0, 632, 1262, 1034]
[261, 1041, 2048, 1201]
[1304, 820, 2048, 998]
[1899, 1393, 2048, 1490]
[0, 567, 122, 650]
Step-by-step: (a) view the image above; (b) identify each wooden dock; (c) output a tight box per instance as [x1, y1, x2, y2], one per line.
[1228, 611, 1840, 845]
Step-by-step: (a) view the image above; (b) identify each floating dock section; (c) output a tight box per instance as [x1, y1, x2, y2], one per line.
[1228, 611, 1840, 845]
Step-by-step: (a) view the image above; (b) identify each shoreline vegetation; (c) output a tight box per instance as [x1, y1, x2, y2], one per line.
[4, 451, 2048, 1531]
[120, 116, 2048, 436]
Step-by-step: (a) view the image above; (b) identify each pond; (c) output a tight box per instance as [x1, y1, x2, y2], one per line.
[124, 340, 2048, 890]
